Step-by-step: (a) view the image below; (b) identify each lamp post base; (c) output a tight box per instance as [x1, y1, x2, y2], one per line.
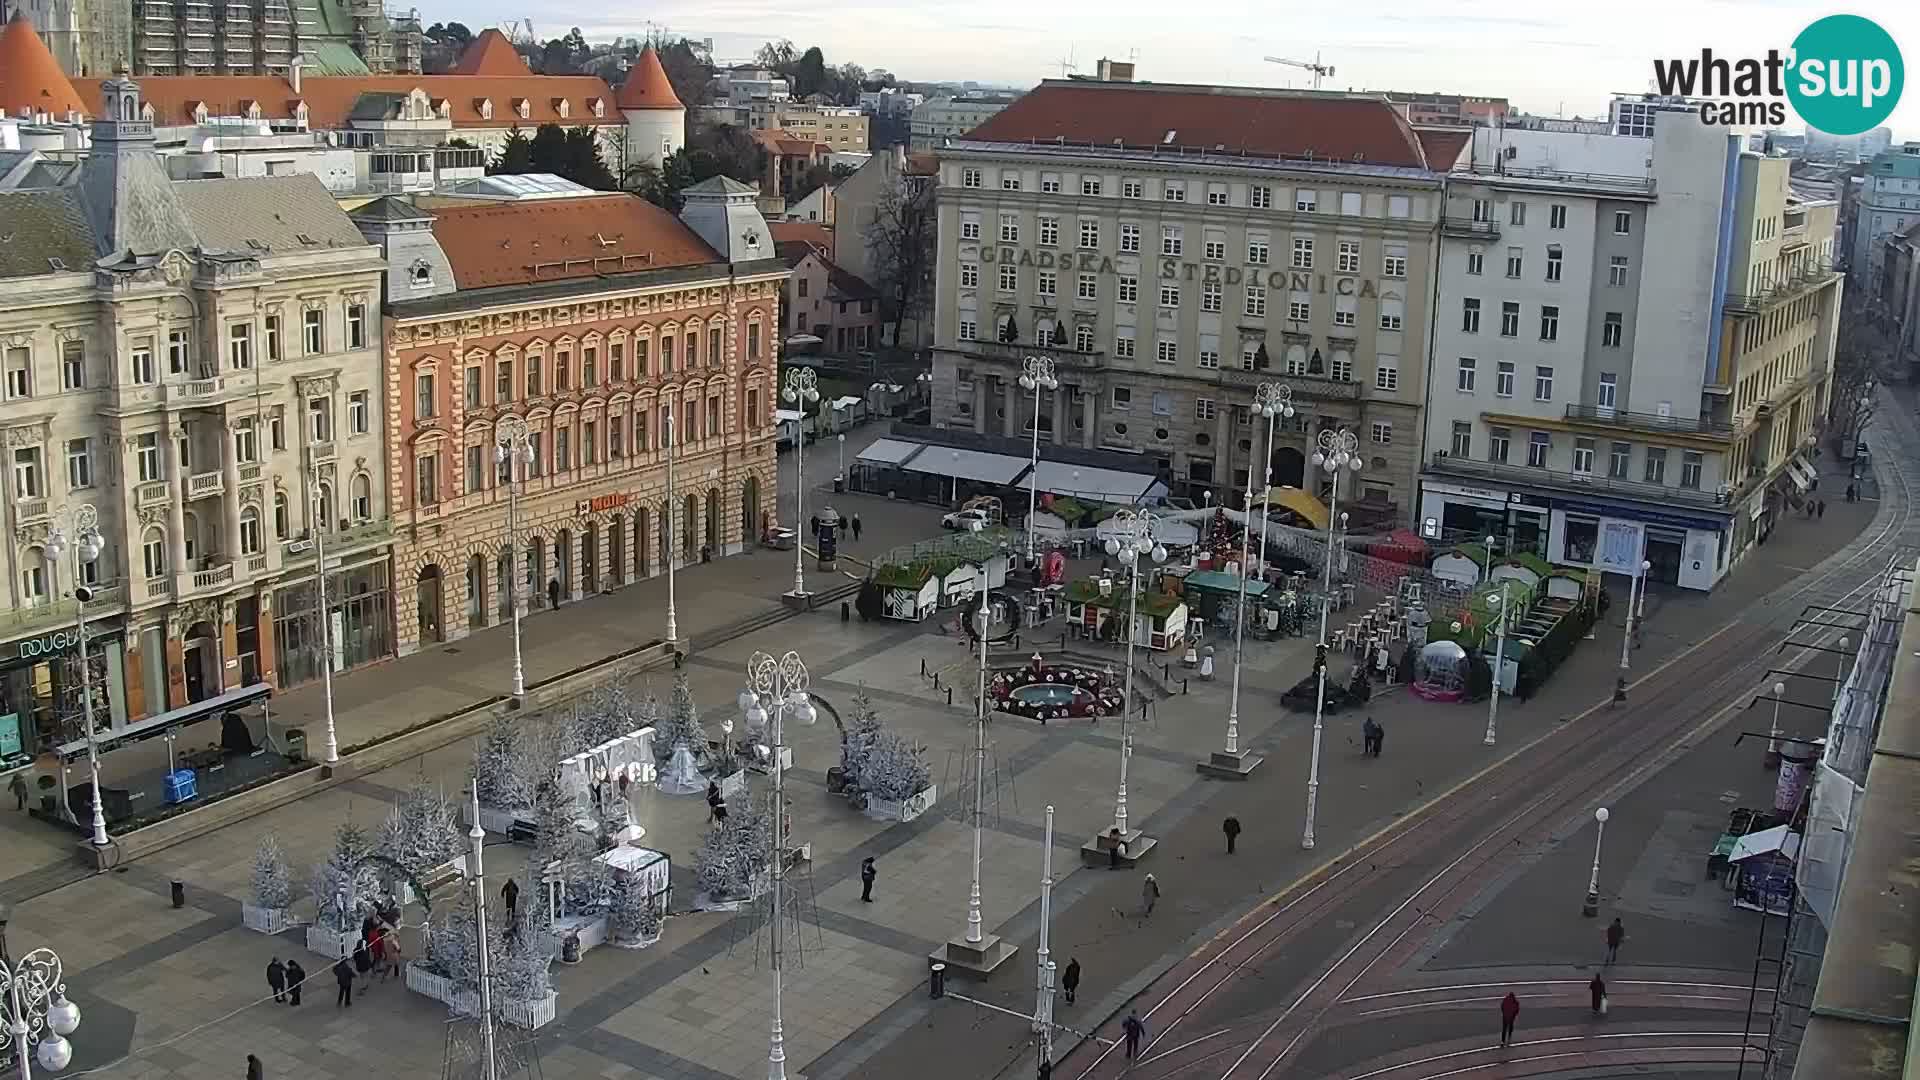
[1197, 749, 1265, 780]
[1080, 827, 1156, 868]
[1582, 890, 1600, 918]
[931, 933, 1018, 976]
[781, 590, 815, 612]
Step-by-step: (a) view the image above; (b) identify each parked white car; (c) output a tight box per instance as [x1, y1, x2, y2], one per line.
[942, 508, 991, 532]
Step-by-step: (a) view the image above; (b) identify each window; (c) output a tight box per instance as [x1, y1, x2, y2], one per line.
[1038, 215, 1059, 246]
[1295, 189, 1317, 213]
[1572, 437, 1595, 474]
[130, 341, 156, 384]
[1643, 447, 1667, 484]
[1338, 240, 1360, 273]
[1244, 284, 1266, 318]
[1510, 200, 1527, 226]
[1608, 256, 1629, 287]
[168, 329, 190, 375]
[234, 419, 258, 464]
[554, 427, 571, 470]
[1000, 171, 1021, 192]
[1598, 373, 1618, 408]
[65, 438, 91, 489]
[1602, 313, 1623, 348]
[1382, 248, 1407, 278]
[308, 396, 333, 444]
[999, 214, 1019, 243]
[1334, 296, 1356, 327]
[347, 303, 367, 350]
[1118, 276, 1139, 303]
[1329, 352, 1353, 381]
[962, 167, 981, 188]
[1111, 386, 1132, 409]
[1505, 247, 1523, 277]
[1379, 297, 1403, 331]
[59, 340, 84, 390]
[1534, 365, 1554, 401]
[143, 527, 167, 578]
[1450, 421, 1472, 457]
[1038, 271, 1057, 298]
[415, 372, 434, 420]
[414, 453, 439, 505]
[1199, 346, 1220, 369]
[1163, 180, 1186, 202]
[1251, 185, 1273, 209]
[302, 309, 323, 354]
[1613, 210, 1632, 235]
[1527, 431, 1550, 468]
[1114, 333, 1135, 359]
[1288, 297, 1311, 321]
[1500, 302, 1520, 337]
[1079, 219, 1099, 248]
[1539, 306, 1559, 341]
[1549, 204, 1567, 229]
[350, 472, 372, 520]
[1462, 298, 1481, 333]
[1081, 176, 1102, 196]
[1340, 191, 1363, 216]
[1681, 450, 1703, 489]
[1120, 223, 1141, 252]
[1196, 398, 1217, 421]
[1456, 357, 1477, 392]
[1291, 237, 1314, 269]
[958, 320, 977, 341]
[999, 264, 1018, 292]
[1545, 246, 1563, 282]
[960, 214, 981, 241]
[1123, 178, 1144, 199]
[1206, 183, 1228, 206]
[1151, 391, 1172, 416]
[225, 322, 253, 370]
[1040, 173, 1061, 193]
[1077, 274, 1098, 301]
[709, 328, 722, 367]
[1609, 442, 1630, 478]
[265, 315, 282, 362]
[1247, 237, 1270, 265]
[1370, 422, 1392, 445]
[1202, 280, 1222, 312]
[1495, 361, 1516, 397]
[1161, 225, 1183, 256]
[135, 433, 160, 482]
[1472, 198, 1494, 223]
[1375, 354, 1399, 392]
[1205, 238, 1226, 261]
[554, 350, 573, 391]
[1488, 427, 1511, 463]
[1155, 339, 1178, 364]
[12, 447, 41, 498]
[1466, 249, 1484, 275]
[496, 358, 514, 403]
[240, 506, 262, 555]
[528, 352, 548, 396]
[747, 323, 763, 363]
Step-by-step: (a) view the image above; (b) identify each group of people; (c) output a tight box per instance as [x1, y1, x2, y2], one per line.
[1499, 918, 1627, 1047]
[266, 909, 404, 1013]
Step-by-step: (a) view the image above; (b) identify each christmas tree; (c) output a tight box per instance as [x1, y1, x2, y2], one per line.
[378, 781, 462, 880]
[576, 678, 635, 748]
[694, 789, 770, 901]
[862, 730, 931, 803]
[425, 879, 554, 1003]
[608, 872, 664, 944]
[839, 687, 883, 791]
[494, 890, 557, 1001]
[653, 673, 705, 764]
[251, 833, 294, 910]
[473, 712, 532, 812]
[528, 765, 610, 923]
[311, 820, 383, 932]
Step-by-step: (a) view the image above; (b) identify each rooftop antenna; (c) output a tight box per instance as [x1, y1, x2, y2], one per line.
[1263, 51, 1336, 91]
[1056, 47, 1078, 79]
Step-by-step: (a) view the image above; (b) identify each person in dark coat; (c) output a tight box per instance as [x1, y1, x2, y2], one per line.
[352, 938, 373, 986]
[502, 878, 519, 921]
[266, 958, 287, 1003]
[247, 1054, 264, 1080]
[851, 514, 863, 541]
[1222, 816, 1242, 854]
[1060, 958, 1080, 1004]
[1362, 717, 1384, 757]
[1141, 873, 1159, 917]
[707, 781, 726, 824]
[859, 856, 877, 902]
[1605, 917, 1625, 963]
[1122, 1010, 1146, 1060]
[548, 578, 562, 610]
[283, 960, 305, 1006]
[1499, 991, 1520, 1046]
[1818, 500, 1827, 519]
[332, 956, 355, 1007]
[1590, 974, 1607, 1014]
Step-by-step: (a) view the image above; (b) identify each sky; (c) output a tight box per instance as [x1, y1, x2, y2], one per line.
[460, 0, 1920, 140]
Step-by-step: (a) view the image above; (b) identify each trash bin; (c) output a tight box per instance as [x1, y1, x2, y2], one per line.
[834, 475, 845, 493]
[285, 728, 307, 762]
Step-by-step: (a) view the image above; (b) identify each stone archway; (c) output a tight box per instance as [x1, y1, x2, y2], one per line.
[705, 487, 720, 554]
[741, 473, 760, 544]
[1273, 446, 1306, 490]
[183, 619, 221, 702]
[465, 553, 485, 630]
[635, 506, 651, 577]
[682, 494, 697, 560]
[416, 564, 444, 644]
[609, 512, 626, 586]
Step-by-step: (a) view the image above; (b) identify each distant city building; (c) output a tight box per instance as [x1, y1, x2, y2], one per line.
[1848, 142, 1920, 287]
[1881, 222, 1920, 375]
[833, 144, 936, 347]
[778, 238, 881, 354]
[1805, 125, 1892, 162]
[1379, 90, 1510, 127]
[0, 0, 425, 77]
[858, 88, 922, 118]
[744, 100, 867, 152]
[909, 93, 1019, 152]
[712, 66, 790, 107]
[1609, 94, 1704, 138]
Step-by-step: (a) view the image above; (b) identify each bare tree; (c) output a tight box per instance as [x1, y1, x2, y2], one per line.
[1830, 301, 1885, 447]
[863, 170, 936, 349]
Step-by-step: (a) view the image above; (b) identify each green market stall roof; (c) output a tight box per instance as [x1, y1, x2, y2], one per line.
[1065, 577, 1186, 619]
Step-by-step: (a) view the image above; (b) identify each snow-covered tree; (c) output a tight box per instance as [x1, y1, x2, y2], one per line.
[473, 712, 532, 811]
[694, 790, 770, 900]
[839, 687, 883, 790]
[378, 781, 462, 879]
[576, 679, 635, 748]
[863, 730, 931, 802]
[423, 879, 553, 1004]
[311, 820, 383, 932]
[653, 673, 705, 764]
[528, 766, 610, 922]
[494, 891, 557, 1001]
[252, 833, 294, 910]
[608, 872, 664, 944]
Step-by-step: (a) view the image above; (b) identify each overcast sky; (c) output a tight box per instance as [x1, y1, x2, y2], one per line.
[479, 0, 1918, 139]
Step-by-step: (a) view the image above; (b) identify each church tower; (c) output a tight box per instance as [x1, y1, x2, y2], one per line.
[616, 45, 685, 173]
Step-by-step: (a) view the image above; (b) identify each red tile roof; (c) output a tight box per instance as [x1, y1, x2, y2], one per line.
[751, 128, 827, 158]
[0, 13, 88, 119]
[1415, 127, 1472, 170]
[965, 80, 1429, 169]
[616, 45, 682, 111]
[425, 193, 720, 290]
[89, 73, 619, 129]
[449, 29, 531, 76]
[769, 222, 832, 250]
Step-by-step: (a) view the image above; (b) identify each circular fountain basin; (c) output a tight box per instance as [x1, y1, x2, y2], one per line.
[1010, 683, 1092, 708]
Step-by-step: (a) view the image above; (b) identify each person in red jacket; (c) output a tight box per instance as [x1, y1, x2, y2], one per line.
[1499, 991, 1520, 1046]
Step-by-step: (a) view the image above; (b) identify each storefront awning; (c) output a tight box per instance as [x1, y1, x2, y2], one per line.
[902, 446, 1031, 485]
[1262, 486, 1330, 529]
[1787, 458, 1818, 491]
[61, 682, 273, 762]
[856, 438, 927, 467]
[1730, 824, 1801, 863]
[1029, 460, 1166, 505]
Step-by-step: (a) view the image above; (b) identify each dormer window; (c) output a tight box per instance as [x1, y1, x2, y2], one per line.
[433, 98, 450, 119]
[409, 261, 433, 288]
[190, 101, 209, 124]
[140, 102, 156, 122]
[242, 100, 261, 120]
[553, 98, 570, 119]
[476, 98, 493, 120]
[292, 101, 309, 129]
[513, 99, 530, 119]
[590, 98, 605, 118]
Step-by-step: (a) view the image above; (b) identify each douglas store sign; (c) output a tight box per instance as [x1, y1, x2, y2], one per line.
[4, 627, 86, 666]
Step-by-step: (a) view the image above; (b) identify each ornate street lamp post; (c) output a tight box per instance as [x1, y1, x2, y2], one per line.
[1018, 357, 1058, 565]
[1, 944, 83, 1076]
[1251, 383, 1295, 574]
[745, 650, 816, 1080]
[782, 369, 820, 600]
[1103, 510, 1166, 852]
[46, 505, 107, 847]
[1302, 427, 1361, 850]
[494, 418, 534, 702]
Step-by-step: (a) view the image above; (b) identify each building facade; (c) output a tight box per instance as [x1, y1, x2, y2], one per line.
[778, 240, 881, 355]
[0, 72, 393, 764]
[927, 78, 1444, 516]
[1848, 142, 1920, 289]
[908, 94, 1017, 152]
[355, 177, 785, 656]
[1381, 90, 1510, 126]
[1419, 121, 1840, 592]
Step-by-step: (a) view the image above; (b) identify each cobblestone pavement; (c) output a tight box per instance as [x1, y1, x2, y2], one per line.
[0, 415, 1892, 1080]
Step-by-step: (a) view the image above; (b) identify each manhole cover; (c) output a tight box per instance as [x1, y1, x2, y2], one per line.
[1653, 878, 1697, 898]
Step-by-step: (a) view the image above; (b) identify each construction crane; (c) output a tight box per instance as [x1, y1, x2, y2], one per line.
[1264, 52, 1335, 90]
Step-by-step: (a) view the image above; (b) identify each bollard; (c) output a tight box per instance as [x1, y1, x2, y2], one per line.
[841, 600, 851, 623]
[1183, 678, 1189, 694]
[930, 962, 947, 999]
[921, 658, 928, 676]
[946, 687, 953, 706]
[933, 672, 941, 690]
[171, 880, 185, 908]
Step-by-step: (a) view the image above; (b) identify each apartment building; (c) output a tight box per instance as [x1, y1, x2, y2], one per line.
[1381, 90, 1510, 127]
[744, 100, 868, 152]
[353, 176, 785, 655]
[928, 78, 1446, 514]
[908, 94, 1017, 152]
[1848, 142, 1920, 288]
[1419, 122, 1840, 592]
[0, 73, 393, 760]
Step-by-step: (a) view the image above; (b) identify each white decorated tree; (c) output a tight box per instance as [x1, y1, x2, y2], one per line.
[378, 781, 463, 892]
[495, 883, 558, 1001]
[528, 765, 611, 925]
[607, 872, 664, 945]
[473, 712, 532, 813]
[311, 820, 384, 933]
[694, 790, 770, 901]
[653, 673, 705, 762]
[576, 679, 635, 748]
[252, 833, 295, 911]
[863, 730, 932, 803]
[839, 687, 884, 791]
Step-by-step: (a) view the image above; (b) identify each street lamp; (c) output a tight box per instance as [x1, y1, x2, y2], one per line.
[1582, 806, 1609, 917]
[1302, 427, 1361, 850]
[745, 649, 815, 1080]
[1, 944, 82, 1076]
[308, 453, 339, 763]
[1483, 591, 1508, 747]
[1614, 558, 1651, 704]
[494, 418, 535, 701]
[1202, 388, 1287, 780]
[1018, 357, 1059, 565]
[782, 369, 820, 599]
[46, 505, 107, 847]
[663, 410, 680, 648]
[1104, 510, 1166, 847]
[1833, 636, 1850, 706]
[465, 788, 498, 1080]
[1766, 681, 1787, 770]
[836, 432, 845, 488]
[1251, 383, 1295, 575]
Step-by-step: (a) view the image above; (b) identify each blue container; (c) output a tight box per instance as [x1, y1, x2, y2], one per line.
[163, 769, 197, 804]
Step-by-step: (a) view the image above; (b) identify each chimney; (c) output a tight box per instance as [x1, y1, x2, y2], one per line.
[289, 52, 303, 94]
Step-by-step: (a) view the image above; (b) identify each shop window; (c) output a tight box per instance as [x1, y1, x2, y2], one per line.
[1562, 517, 1599, 563]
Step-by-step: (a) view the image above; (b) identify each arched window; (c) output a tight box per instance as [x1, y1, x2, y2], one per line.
[351, 473, 372, 521]
[182, 510, 200, 562]
[273, 492, 290, 540]
[316, 482, 335, 531]
[20, 547, 47, 604]
[239, 506, 262, 555]
[143, 527, 168, 577]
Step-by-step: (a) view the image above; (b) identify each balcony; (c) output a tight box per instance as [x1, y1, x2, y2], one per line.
[182, 561, 235, 594]
[136, 481, 171, 509]
[143, 578, 174, 602]
[187, 471, 224, 499]
[957, 340, 1105, 371]
[162, 375, 244, 408]
[1427, 451, 1731, 512]
[247, 555, 269, 574]
[1724, 261, 1839, 314]
[0, 584, 128, 638]
[14, 498, 49, 524]
[308, 441, 337, 465]
[1215, 368, 1363, 401]
[1563, 404, 1734, 438]
[1441, 216, 1501, 241]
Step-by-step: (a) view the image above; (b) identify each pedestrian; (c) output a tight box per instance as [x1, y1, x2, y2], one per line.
[1037, 1060, 1051, 1080]
[1141, 872, 1159, 917]
[502, 878, 519, 921]
[1222, 815, 1241, 854]
[1499, 991, 1520, 1046]
[1362, 716, 1383, 757]
[266, 957, 287, 1003]
[332, 956, 354, 1008]
[707, 781, 725, 824]
[1590, 974, 1607, 1015]
[247, 1054, 264, 1080]
[1061, 958, 1080, 1004]
[1847, 482, 1858, 502]
[548, 578, 561, 610]
[1818, 499, 1827, 519]
[852, 514, 863, 541]
[8, 773, 28, 811]
[1122, 1010, 1146, 1061]
[352, 937, 373, 987]
[1605, 917, 1624, 964]
[810, 514, 820, 537]
[382, 926, 405, 980]
[361, 915, 378, 944]
[1107, 827, 1127, 870]
[367, 925, 386, 982]
[284, 960, 304, 1006]
[859, 856, 877, 902]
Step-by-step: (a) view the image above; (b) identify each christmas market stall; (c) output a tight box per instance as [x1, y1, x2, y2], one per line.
[1064, 574, 1187, 653]
[871, 560, 945, 622]
[1728, 825, 1800, 915]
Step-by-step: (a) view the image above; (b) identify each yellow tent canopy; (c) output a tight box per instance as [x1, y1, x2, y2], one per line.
[1260, 486, 1330, 530]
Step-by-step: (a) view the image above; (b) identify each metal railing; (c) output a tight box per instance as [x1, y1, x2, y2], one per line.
[1724, 262, 1839, 313]
[1427, 451, 1731, 510]
[960, 340, 1105, 370]
[1216, 367, 1363, 400]
[1441, 216, 1500, 239]
[1460, 161, 1656, 194]
[1563, 404, 1735, 436]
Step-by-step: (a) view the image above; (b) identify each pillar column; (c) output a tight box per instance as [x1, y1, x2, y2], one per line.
[167, 424, 189, 577]
[1080, 392, 1096, 449]
[221, 419, 242, 562]
[258, 591, 278, 686]
[164, 635, 187, 708]
[1002, 378, 1017, 437]
[123, 642, 147, 720]
[1052, 388, 1067, 446]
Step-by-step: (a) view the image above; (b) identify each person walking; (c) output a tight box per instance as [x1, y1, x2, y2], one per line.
[1141, 873, 1160, 917]
[266, 958, 287, 1003]
[1590, 973, 1607, 1015]
[502, 878, 519, 921]
[247, 1054, 265, 1080]
[859, 856, 877, 902]
[851, 514, 863, 542]
[1122, 1010, 1146, 1061]
[382, 926, 405, 981]
[332, 956, 355, 1008]
[1107, 827, 1127, 869]
[367, 925, 387, 983]
[1222, 815, 1242, 854]
[707, 781, 727, 825]
[1362, 716, 1383, 757]
[1061, 958, 1080, 1005]
[1818, 499, 1828, 519]
[8, 773, 28, 811]
[284, 960, 304, 1006]
[352, 937, 373, 988]
[1499, 991, 1520, 1046]
[1605, 917, 1625, 964]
